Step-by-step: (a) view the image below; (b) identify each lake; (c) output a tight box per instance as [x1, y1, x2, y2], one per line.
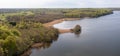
[30, 11, 120, 56]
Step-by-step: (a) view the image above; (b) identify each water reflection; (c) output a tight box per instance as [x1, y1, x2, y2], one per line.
[30, 26, 82, 56]
[74, 28, 81, 34]
[35, 36, 59, 48]
[74, 30, 81, 37]
[30, 11, 120, 56]
[36, 42, 52, 49]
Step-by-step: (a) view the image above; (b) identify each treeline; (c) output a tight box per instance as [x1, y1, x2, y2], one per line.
[0, 8, 113, 24]
[0, 8, 113, 56]
[6, 13, 64, 23]
[63, 9, 113, 18]
[0, 21, 59, 56]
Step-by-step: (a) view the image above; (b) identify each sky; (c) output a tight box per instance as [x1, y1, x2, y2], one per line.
[0, 0, 120, 8]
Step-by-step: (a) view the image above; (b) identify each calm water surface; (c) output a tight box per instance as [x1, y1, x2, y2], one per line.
[30, 11, 120, 56]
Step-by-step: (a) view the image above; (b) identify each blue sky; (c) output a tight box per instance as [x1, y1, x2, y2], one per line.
[0, 0, 120, 8]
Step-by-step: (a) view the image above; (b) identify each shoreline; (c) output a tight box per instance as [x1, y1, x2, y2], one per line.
[43, 18, 81, 33]
[20, 15, 111, 56]
[21, 18, 79, 56]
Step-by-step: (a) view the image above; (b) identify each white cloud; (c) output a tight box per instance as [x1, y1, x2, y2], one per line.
[0, 0, 120, 8]
[0, 0, 56, 8]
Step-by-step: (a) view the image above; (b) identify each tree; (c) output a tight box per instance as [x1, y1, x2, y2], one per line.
[72, 25, 81, 34]
[0, 47, 4, 56]
[3, 36, 17, 56]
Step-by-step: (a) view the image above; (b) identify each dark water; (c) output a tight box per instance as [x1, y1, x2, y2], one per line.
[30, 11, 120, 56]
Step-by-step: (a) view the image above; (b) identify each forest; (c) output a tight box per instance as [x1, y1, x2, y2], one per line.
[0, 8, 113, 56]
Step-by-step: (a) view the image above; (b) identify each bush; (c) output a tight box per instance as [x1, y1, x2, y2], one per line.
[0, 47, 4, 56]
[72, 25, 81, 34]
[3, 36, 17, 56]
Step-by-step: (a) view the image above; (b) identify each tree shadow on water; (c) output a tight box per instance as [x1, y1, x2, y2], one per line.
[74, 29, 82, 38]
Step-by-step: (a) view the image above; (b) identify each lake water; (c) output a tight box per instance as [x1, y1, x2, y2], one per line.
[30, 11, 120, 56]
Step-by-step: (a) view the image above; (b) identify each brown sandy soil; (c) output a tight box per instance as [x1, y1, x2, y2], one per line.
[31, 43, 43, 48]
[43, 19, 72, 33]
[21, 43, 44, 56]
[43, 19, 64, 28]
[20, 49, 32, 56]
[43, 18, 80, 27]
[43, 18, 80, 33]
[58, 29, 71, 33]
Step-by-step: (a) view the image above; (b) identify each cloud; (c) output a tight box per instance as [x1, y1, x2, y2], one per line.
[0, 0, 120, 8]
[0, 0, 56, 8]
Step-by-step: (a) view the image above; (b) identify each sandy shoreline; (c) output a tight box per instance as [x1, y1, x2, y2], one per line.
[43, 19, 71, 33]
[21, 18, 80, 56]
[43, 19, 64, 28]
[43, 18, 81, 27]
[43, 18, 81, 33]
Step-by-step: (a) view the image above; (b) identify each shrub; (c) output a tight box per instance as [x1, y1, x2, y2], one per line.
[72, 25, 81, 34]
